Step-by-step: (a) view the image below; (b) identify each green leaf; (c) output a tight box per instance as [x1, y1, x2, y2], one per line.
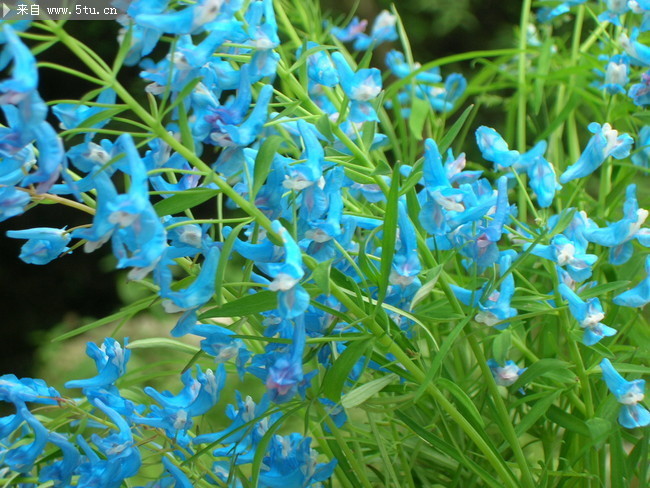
[546, 405, 590, 437]
[394, 411, 502, 488]
[579, 281, 631, 299]
[511, 358, 572, 391]
[439, 104, 475, 153]
[408, 100, 428, 140]
[126, 338, 199, 355]
[414, 315, 472, 402]
[492, 330, 512, 366]
[53, 296, 155, 342]
[341, 373, 398, 409]
[377, 163, 401, 306]
[371, 159, 392, 176]
[253, 135, 284, 198]
[438, 377, 485, 429]
[311, 259, 333, 296]
[409, 265, 442, 310]
[315, 112, 334, 141]
[532, 37, 554, 115]
[214, 221, 249, 306]
[321, 338, 374, 402]
[515, 390, 561, 436]
[586, 417, 613, 445]
[154, 188, 219, 217]
[199, 291, 277, 318]
[609, 429, 628, 487]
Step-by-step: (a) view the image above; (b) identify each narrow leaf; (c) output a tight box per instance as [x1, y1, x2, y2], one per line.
[154, 188, 219, 217]
[321, 338, 374, 402]
[341, 374, 398, 409]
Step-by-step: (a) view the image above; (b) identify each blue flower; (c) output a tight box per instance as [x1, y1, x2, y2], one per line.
[613, 255, 650, 307]
[598, 0, 629, 25]
[559, 122, 633, 184]
[582, 184, 650, 265]
[0, 25, 37, 103]
[352, 10, 398, 50]
[451, 251, 518, 329]
[487, 359, 526, 387]
[526, 233, 597, 282]
[159, 457, 193, 488]
[259, 433, 336, 488]
[385, 50, 442, 83]
[558, 284, 616, 345]
[628, 71, 650, 106]
[594, 54, 629, 95]
[331, 52, 382, 123]
[519, 141, 561, 208]
[330, 17, 368, 43]
[65, 338, 130, 390]
[0, 375, 61, 405]
[135, 0, 225, 35]
[620, 29, 650, 66]
[632, 126, 650, 167]
[303, 42, 339, 87]
[536, 0, 586, 22]
[139, 365, 226, 443]
[158, 246, 220, 313]
[600, 359, 650, 429]
[475, 126, 520, 169]
[260, 221, 309, 319]
[6, 227, 71, 265]
[77, 399, 141, 485]
[0, 187, 31, 223]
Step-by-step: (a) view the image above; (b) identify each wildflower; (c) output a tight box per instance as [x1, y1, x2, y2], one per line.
[158, 246, 220, 313]
[259, 433, 337, 487]
[0, 187, 31, 223]
[258, 221, 309, 319]
[600, 359, 650, 428]
[559, 122, 633, 184]
[451, 251, 518, 329]
[385, 50, 442, 84]
[594, 54, 629, 95]
[519, 140, 561, 208]
[583, 184, 650, 265]
[630, 72, 650, 105]
[65, 338, 130, 390]
[619, 29, 650, 66]
[487, 359, 526, 387]
[6, 227, 71, 265]
[331, 51, 382, 123]
[303, 41, 339, 87]
[536, 0, 587, 22]
[598, 0, 629, 26]
[134, 0, 225, 35]
[632, 126, 650, 167]
[475, 126, 520, 169]
[330, 17, 367, 43]
[352, 10, 398, 50]
[558, 283, 616, 345]
[613, 255, 650, 307]
[526, 234, 597, 282]
[0, 25, 38, 103]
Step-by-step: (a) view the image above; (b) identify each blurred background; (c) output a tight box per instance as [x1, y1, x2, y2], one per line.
[0, 1, 520, 378]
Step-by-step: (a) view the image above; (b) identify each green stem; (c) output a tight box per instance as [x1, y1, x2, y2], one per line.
[516, 0, 532, 153]
[468, 335, 536, 488]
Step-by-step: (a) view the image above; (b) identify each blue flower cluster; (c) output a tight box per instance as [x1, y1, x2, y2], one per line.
[1, 0, 650, 484]
[0, 338, 335, 486]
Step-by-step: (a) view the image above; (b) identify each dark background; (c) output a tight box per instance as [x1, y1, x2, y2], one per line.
[0, 1, 520, 377]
